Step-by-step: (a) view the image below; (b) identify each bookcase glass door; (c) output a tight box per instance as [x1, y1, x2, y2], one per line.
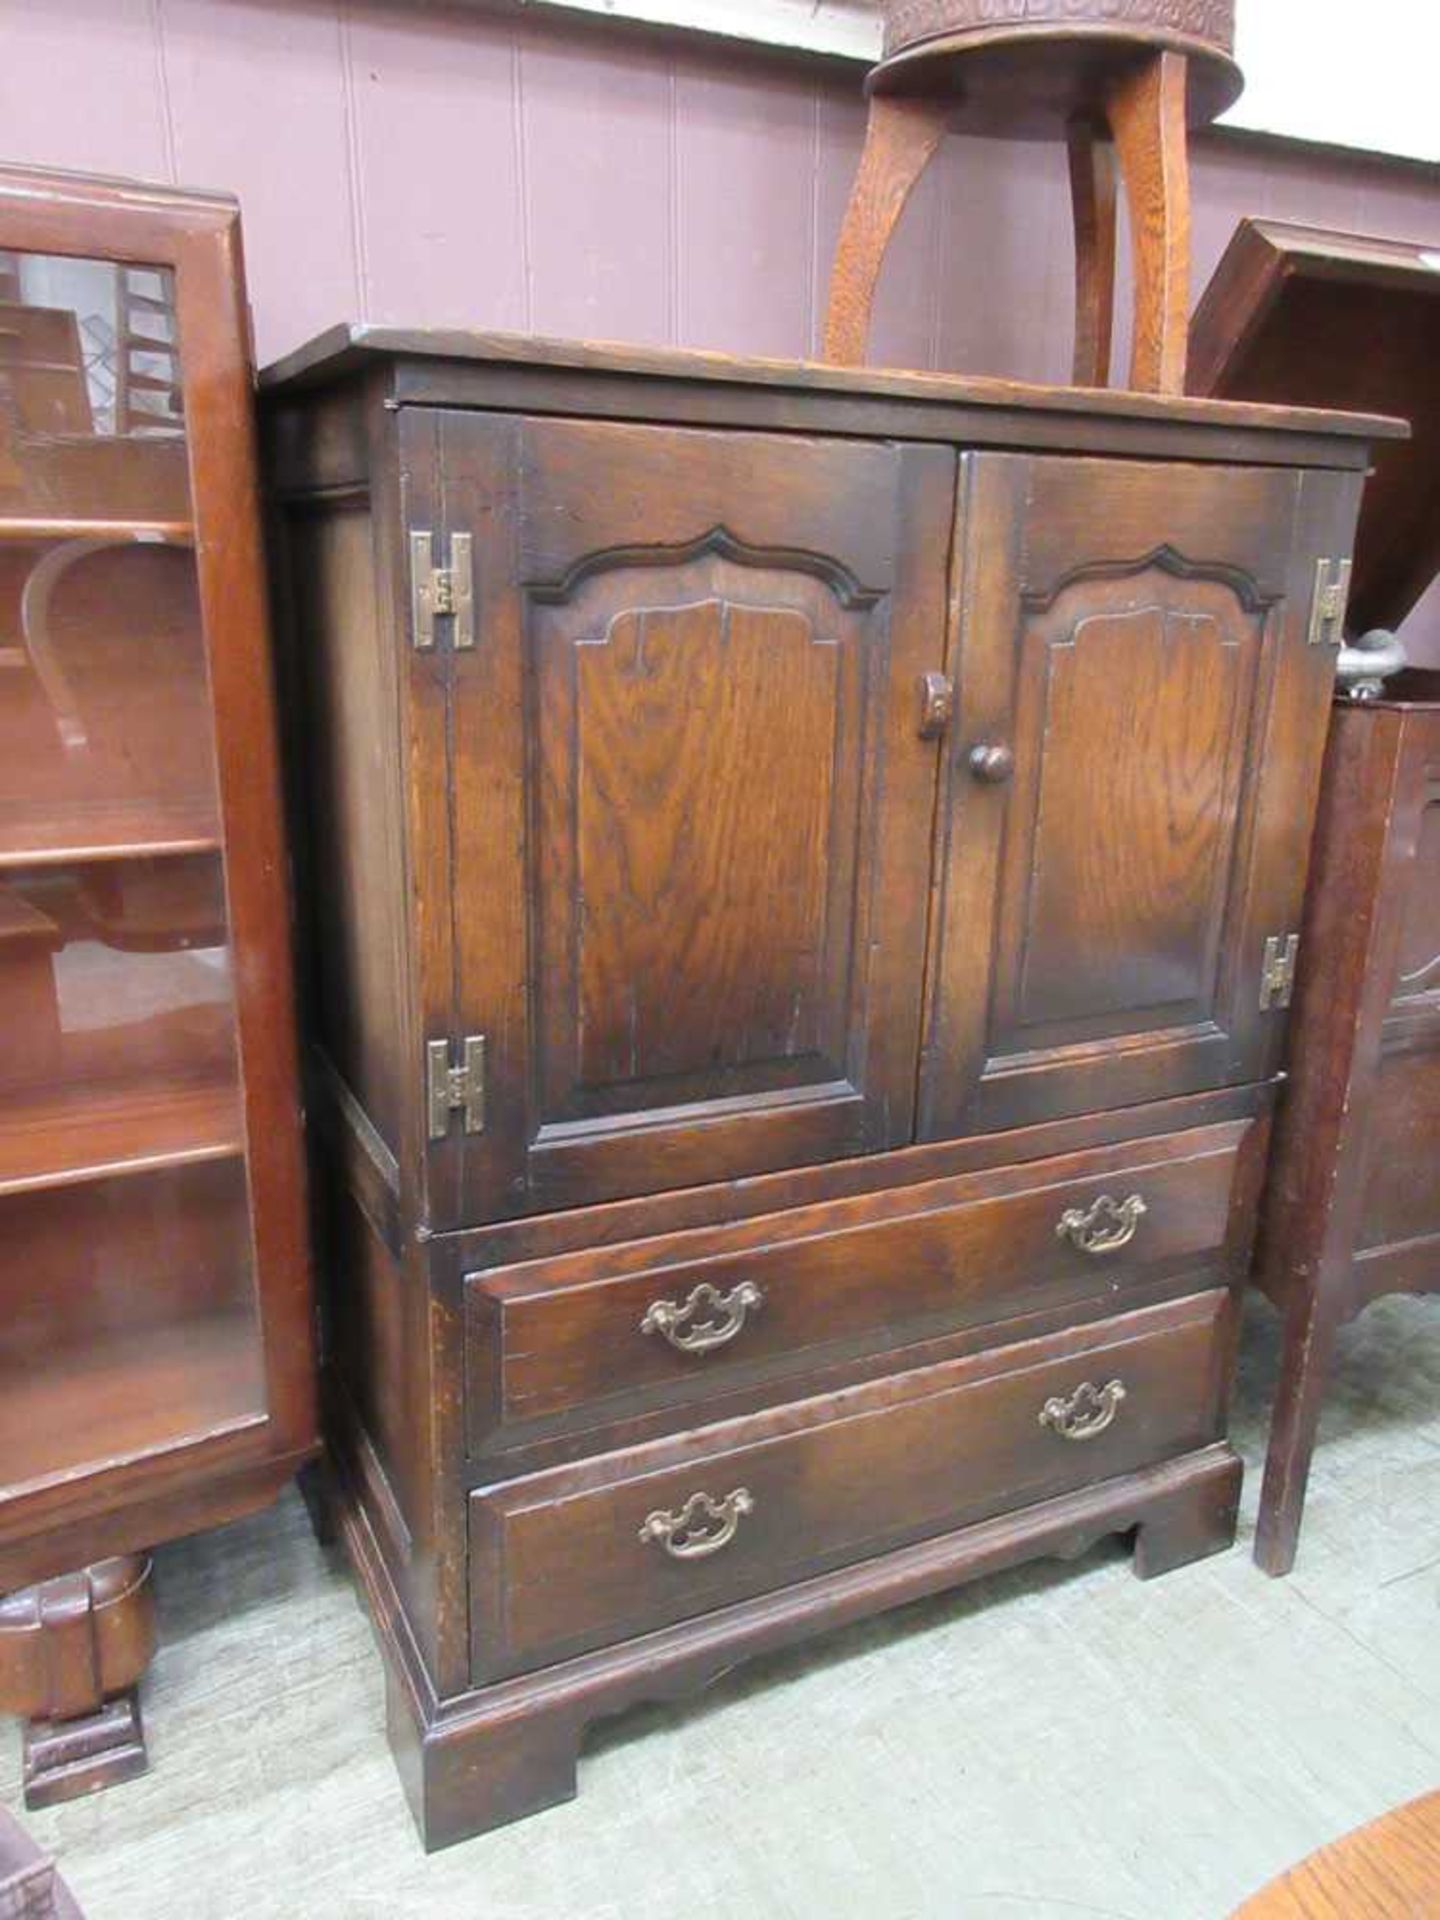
[0, 250, 266, 1501]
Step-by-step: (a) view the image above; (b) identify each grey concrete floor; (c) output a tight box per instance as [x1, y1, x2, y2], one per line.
[3, 1293, 1437, 1920]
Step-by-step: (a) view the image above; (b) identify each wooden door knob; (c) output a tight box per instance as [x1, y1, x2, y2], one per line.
[967, 742, 1015, 784]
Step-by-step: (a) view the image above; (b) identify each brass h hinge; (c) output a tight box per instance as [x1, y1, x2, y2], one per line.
[1259, 934, 1300, 1013]
[410, 530, 474, 651]
[427, 1035, 487, 1140]
[1308, 557, 1352, 648]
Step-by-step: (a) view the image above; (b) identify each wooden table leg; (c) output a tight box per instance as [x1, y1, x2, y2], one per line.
[0, 1555, 156, 1808]
[1107, 49, 1191, 395]
[823, 94, 951, 367]
[1255, 1289, 1343, 1577]
[1067, 115, 1118, 388]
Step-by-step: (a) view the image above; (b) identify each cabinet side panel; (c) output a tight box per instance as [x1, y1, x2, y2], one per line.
[279, 494, 407, 1157]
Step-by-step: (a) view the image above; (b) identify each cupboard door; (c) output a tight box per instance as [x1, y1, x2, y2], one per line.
[411, 415, 954, 1224]
[920, 454, 1362, 1139]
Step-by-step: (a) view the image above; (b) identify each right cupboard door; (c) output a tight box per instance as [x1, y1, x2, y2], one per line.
[919, 454, 1363, 1140]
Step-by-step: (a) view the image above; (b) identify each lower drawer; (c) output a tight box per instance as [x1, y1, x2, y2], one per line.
[466, 1117, 1254, 1455]
[468, 1289, 1233, 1683]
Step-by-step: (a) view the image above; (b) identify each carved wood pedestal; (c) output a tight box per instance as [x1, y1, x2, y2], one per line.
[0, 1557, 155, 1809]
[263, 328, 1391, 1848]
[824, 0, 1244, 392]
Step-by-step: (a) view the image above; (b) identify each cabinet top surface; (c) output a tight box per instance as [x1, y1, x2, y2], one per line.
[259, 322, 1403, 448]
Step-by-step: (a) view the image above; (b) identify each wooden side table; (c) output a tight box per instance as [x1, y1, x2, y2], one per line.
[1232, 1791, 1440, 1917]
[824, 0, 1243, 392]
[1193, 221, 1440, 1573]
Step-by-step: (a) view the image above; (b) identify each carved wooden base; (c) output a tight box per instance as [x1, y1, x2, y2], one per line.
[343, 1445, 1241, 1851]
[824, 47, 1193, 393]
[0, 1556, 157, 1810]
[23, 1689, 148, 1810]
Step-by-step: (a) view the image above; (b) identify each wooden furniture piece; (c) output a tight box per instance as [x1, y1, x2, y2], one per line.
[824, 0, 1242, 392]
[1231, 1790, 1440, 1918]
[262, 324, 1392, 1849]
[1193, 221, 1440, 1574]
[0, 166, 315, 1805]
[0, 1805, 85, 1920]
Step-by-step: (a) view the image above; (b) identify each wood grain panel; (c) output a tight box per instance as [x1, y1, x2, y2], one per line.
[1390, 788, 1440, 1006]
[1011, 586, 1253, 1036]
[1355, 1049, 1440, 1260]
[572, 596, 837, 1094]
[468, 1291, 1231, 1680]
[466, 1117, 1254, 1454]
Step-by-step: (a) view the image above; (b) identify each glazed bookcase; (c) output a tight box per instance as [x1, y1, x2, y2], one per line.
[0, 165, 314, 1806]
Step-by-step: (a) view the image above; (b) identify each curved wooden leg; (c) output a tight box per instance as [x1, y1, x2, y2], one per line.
[1067, 114, 1117, 387]
[1255, 1287, 1341, 1577]
[823, 94, 950, 367]
[0, 1555, 156, 1808]
[1107, 49, 1191, 395]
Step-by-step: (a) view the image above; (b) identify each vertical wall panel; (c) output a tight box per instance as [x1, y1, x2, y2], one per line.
[343, 3, 528, 331]
[159, 0, 358, 366]
[672, 54, 817, 357]
[520, 27, 675, 345]
[0, 0, 171, 182]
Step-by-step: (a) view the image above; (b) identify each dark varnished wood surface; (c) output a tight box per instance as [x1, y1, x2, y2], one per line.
[262, 325, 1375, 1845]
[1253, 682, 1440, 1573]
[1192, 220, 1440, 638]
[469, 1290, 1233, 1682]
[921, 454, 1361, 1140]
[418, 413, 953, 1223]
[466, 1118, 1253, 1456]
[261, 323, 1399, 454]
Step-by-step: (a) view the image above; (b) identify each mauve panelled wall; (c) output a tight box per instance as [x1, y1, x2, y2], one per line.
[3, 0, 1437, 655]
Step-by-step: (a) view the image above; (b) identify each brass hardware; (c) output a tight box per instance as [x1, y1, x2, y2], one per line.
[1039, 1378, 1127, 1443]
[1307, 556, 1352, 649]
[638, 1488, 755, 1561]
[426, 1035, 487, 1140]
[641, 1280, 764, 1356]
[1259, 933, 1300, 1012]
[1056, 1192, 1147, 1255]
[1336, 628, 1407, 703]
[918, 670, 954, 739]
[410, 530, 474, 651]
[967, 741, 1015, 785]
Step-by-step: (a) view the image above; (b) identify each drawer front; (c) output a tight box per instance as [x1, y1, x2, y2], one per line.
[466, 1119, 1254, 1454]
[468, 1290, 1232, 1681]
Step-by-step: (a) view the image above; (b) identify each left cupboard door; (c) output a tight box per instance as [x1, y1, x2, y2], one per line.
[405, 414, 955, 1224]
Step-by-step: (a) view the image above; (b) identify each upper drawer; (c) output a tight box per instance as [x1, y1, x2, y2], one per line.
[468, 1290, 1232, 1683]
[466, 1117, 1255, 1456]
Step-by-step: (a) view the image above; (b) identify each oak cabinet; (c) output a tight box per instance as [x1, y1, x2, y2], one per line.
[263, 327, 1386, 1850]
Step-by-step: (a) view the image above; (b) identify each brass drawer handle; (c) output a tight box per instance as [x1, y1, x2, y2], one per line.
[640, 1280, 764, 1356]
[1039, 1379, 1127, 1443]
[1056, 1192, 1147, 1256]
[639, 1488, 755, 1561]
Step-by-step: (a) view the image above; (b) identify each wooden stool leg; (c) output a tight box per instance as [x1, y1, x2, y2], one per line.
[1107, 49, 1191, 395]
[823, 94, 950, 367]
[1255, 1290, 1342, 1577]
[0, 1555, 156, 1807]
[1067, 115, 1117, 387]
